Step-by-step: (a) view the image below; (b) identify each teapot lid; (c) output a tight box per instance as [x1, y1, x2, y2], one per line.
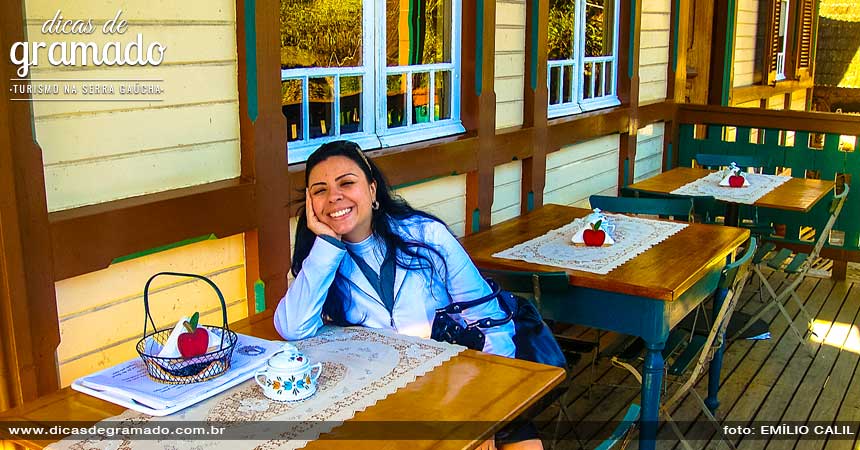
[267, 343, 309, 370]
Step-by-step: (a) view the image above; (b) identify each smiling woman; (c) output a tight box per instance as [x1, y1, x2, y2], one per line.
[274, 140, 543, 450]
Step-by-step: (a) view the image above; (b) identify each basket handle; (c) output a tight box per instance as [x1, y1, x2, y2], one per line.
[142, 272, 231, 350]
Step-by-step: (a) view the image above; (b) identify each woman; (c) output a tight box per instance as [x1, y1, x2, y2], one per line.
[274, 141, 543, 450]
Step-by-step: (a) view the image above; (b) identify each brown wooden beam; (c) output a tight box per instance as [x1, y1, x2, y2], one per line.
[253, 0, 291, 311]
[0, 2, 61, 400]
[730, 79, 814, 106]
[547, 107, 632, 153]
[522, 0, 549, 212]
[476, 0, 497, 230]
[677, 104, 860, 135]
[668, 0, 691, 103]
[49, 180, 256, 281]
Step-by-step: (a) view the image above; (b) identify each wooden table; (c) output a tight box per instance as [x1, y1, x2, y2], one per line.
[627, 167, 834, 226]
[460, 204, 750, 450]
[0, 312, 564, 450]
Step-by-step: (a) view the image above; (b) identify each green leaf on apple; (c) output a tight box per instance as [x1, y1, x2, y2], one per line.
[592, 220, 602, 231]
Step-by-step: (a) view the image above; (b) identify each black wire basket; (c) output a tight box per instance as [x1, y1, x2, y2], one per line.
[136, 272, 238, 384]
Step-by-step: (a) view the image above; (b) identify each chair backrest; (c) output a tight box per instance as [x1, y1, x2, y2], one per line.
[662, 237, 757, 412]
[478, 268, 568, 306]
[811, 184, 850, 259]
[589, 195, 694, 222]
[620, 188, 718, 224]
[695, 153, 771, 173]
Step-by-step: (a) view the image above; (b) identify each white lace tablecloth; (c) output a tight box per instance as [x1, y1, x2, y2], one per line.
[48, 327, 464, 450]
[671, 171, 791, 205]
[493, 214, 688, 275]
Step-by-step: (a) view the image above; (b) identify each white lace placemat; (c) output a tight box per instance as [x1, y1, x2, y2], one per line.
[492, 213, 688, 275]
[671, 171, 791, 205]
[48, 327, 464, 450]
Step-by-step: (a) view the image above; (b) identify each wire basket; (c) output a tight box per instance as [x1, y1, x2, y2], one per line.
[136, 272, 238, 384]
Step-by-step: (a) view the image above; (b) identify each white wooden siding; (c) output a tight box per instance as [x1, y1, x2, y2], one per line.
[55, 234, 248, 386]
[634, 122, 665, 182]
[544, 134, 620, 208]
[639, 0, 671, 103]
[24, 0, 241, 212]
[397, 176, 467, 237]
[492, 160, 522, 225]
[733, 0, 760, 87]
[495, 0, 526, 129]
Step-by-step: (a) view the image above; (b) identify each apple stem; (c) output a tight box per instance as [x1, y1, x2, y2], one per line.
[182, 321, 194, 333]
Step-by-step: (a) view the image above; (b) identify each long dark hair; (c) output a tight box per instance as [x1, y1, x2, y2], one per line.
[292, 140, 449, 325]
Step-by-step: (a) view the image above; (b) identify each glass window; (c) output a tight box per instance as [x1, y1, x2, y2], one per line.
[547, 0, 620, 118]
[281, 0, 463, 162]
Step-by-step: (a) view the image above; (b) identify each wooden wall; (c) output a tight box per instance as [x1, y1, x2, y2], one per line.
[54, 235, 248, 386]
[639, 0, 672, 103]
[544, 135, 621, 208]
[20, 0, 249, 387]
[495, 0, 526, 129]
[733, 0, 761, 88]
[634, 123, 665, 182]
[24, 0, 242, 212]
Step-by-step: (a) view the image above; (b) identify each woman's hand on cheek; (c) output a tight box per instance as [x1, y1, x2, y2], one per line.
[306, 188, 341, 240]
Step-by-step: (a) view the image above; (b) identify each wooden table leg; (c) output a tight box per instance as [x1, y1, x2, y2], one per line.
[640, 340, 665, 450]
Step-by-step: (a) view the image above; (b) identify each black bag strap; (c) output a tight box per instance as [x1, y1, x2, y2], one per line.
[437, 279, 514, 329]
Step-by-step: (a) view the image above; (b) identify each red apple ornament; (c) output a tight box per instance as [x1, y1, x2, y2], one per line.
[728, 170, 745, 187]
[582, 220, 606, 247]
[178, 312, 209, 358]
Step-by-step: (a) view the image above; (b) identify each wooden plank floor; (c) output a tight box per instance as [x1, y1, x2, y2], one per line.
[538, 267, 860, 450]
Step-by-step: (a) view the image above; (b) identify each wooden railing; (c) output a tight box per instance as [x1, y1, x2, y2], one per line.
[674, 105, 860, 261]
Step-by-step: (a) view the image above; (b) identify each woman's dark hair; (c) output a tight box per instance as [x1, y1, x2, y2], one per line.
[292, 140, 448, 325]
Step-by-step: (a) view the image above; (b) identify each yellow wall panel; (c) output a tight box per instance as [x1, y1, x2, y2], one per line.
[25, 0, 236, 21]
[492, 160, 522, 226]
[396, 175, 467, 236]
[544, 135, 620, 206]
[45, 139, 240, 211]
[733, 0, 760, 88]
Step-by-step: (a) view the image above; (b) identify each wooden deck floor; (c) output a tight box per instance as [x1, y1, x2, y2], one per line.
[538, 267, 860, 450]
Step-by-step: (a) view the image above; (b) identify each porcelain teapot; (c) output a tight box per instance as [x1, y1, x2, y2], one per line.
[254, 343, 323, 402]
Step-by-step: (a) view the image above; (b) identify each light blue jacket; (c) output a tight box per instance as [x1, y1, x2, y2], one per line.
[274, 215, 516, 357]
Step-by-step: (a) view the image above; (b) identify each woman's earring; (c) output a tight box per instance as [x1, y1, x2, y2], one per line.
[372, 200, 380, 210]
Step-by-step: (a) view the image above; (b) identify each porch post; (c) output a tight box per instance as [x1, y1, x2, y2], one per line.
[0, 3, 62, 404]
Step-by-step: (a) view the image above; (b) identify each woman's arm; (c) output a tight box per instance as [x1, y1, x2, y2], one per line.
[274, 236, 346, 340]
[426, 220, 516, 358]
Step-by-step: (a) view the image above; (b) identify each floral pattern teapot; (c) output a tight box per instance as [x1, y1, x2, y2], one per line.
[254, 343, 323, 402]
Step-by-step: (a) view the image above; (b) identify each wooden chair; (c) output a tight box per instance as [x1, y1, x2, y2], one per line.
[477, 267, 638, 449]
[588, 195, 695, 221]
[734, 185, 850, 355]
[619, 187, 718, 224]
[611, 237, 758, 450]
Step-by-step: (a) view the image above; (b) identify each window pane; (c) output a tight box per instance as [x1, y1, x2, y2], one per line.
[604, 62, 613, 95]
[585, 0, 614, 57]
[282, 79, 303, 142]
[387, 74, 407, 128]
[309, 77, 334, 138]
[340, 76, 363, 134]
[563, 65, 574, 103]
[549, 66, 561, 105]
[412, 72, 430, 124]
[548, 0, 576, 61]
[583, 62, 592, 99]
[387, 0, 452, 66]
[435, 71, 451, 120]
[594, 62, 603, 97]
[280, 0, 364, 69]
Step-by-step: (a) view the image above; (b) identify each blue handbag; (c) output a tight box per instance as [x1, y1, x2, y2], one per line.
[430, 279, 566, 369]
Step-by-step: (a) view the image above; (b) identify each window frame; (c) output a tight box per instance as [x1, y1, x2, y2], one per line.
[282, 0, 465, 163]
[547, 0, 621, 119]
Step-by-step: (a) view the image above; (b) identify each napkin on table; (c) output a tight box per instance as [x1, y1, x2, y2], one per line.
[571, 209, 616, 246]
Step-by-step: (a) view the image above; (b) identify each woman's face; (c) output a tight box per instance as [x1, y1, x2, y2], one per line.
[307, 155, 377, 242]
